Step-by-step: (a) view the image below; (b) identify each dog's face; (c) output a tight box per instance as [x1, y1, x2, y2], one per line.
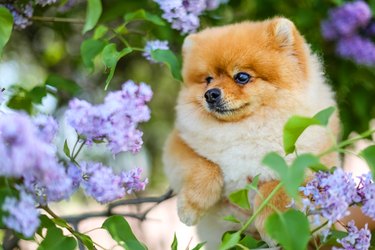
[180, 18, 310, 122]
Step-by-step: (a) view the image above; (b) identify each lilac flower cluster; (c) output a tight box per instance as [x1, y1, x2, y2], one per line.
[333, 220, 371, 250]
[143, 40, 170, 63]
[2, 191, 40, 238]
[0, 112, 74, 236]
[321, 1, 375, 66]
[0, 113, 73, 204]
[67, 162, 147, 204]
[0, 0, 57, 29]
[301, 169, 375, 249]
[66, 80, 152, 155]
[154, 0, 223, 34]
[300, 169, 361, 225]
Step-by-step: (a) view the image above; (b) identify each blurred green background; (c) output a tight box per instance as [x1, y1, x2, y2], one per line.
[2, 0, 375, 191]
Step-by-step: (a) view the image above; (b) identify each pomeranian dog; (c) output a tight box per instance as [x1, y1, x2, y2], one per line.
[163, 17, 340, 249]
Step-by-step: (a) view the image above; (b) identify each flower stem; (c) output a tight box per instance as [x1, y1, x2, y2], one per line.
[311, 220, 328, 234]
[239, 182, 283, 233]
[31, 16, 85, 24]
[72, 140, 86, 160]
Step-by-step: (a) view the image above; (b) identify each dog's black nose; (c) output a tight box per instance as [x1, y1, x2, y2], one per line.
[204, 88, 221, 104]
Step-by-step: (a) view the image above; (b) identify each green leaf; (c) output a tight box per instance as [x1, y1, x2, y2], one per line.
[52, 217, 70, 229]
[7, 91, 32, 113]
[223, 215, 240, 224]
[171, 233, 178, 250]
[73, 232, 95, 250]
[38, 227, 77, 250]
[102, 44, 132, 90]
[83, 0, 102, 34]
[262, 152, 289, 181]
[360, 145, 375, 179]
[93, 25, 108, 39]
[81, 39, 106, 71]
[124, 9, 165, 26]
[29, 86, 47, 103]
[263, 153, 318, 198]
[283, 107, 335, 155]
[245, 174, 260, 191]
[313, 106, 335, 126]
[283, 116, 320, 155]
[309, 163, 329, 172]
[0, 7, 13, 56]
[228, 189, 250, 210]
[238, 235, 264, 248]
[63, 140, 70, 158]
[265, 210, 310, 250]
[102, 215, 147, 250]
[191, 242, 206, 250]
[151, 49, 182, 81]
[286, 154, 319, 198]
[219, 231, 241, 250]
[45, 74, 81, 95]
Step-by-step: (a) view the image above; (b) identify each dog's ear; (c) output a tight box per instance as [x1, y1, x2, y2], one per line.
[270, 17, 296, 48]
[182, 34, 196, 56]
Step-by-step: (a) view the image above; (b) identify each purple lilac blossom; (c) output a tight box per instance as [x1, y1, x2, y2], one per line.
[143, 40, 170, 63]
[80, 162, 147, 204]
[357, 173, 375, 219]
[300, 169, 361, 226]
[0, 112, 74, 203]
[32, 114, 58, 143]
[66, 80, 152, 155]
[321, 1, 371, 40]
[154, 0, 222, 34]
[2, 191, 40, 237]
[66, 99, 107, 144]
[1, 0, 58, 29]
[333, 220, 371, 250]
[0, 3, 33, 29]
[121, 168, 148, 193]
[336, 35, 375, 66]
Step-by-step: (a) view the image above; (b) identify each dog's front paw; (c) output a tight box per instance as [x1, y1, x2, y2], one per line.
[177, 195, 203, 226]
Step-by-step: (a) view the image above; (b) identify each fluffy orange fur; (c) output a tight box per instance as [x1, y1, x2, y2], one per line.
[163, 17, 339, 249]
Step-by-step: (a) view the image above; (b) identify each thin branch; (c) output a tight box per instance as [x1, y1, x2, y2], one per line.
[62, 189, 175, 224]
[108, 189, 174, 209]
[31, 16, 85, 24]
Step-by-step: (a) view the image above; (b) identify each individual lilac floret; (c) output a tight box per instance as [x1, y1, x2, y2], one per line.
[80, 162, 147, 203]
[321, 1, 372, 40]
[155, 0, 222, 34]
[66, 80, 152, 155]
[0, 112, 75, 203]
[143, 40, 169, 63]
[300, 168, 360, 226]
[357, 173, 375, 219]
[121, 168, 148, 193]
[2, 191, 40, 238]
[336, 35, 375, 66]
[333, 220, 371, 250]
[32, 114, 58, 143]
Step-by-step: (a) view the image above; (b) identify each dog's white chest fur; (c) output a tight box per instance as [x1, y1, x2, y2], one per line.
[177, 108, 293, 196]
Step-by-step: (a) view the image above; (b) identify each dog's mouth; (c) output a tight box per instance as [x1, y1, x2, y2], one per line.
[207, 102, 250, 115]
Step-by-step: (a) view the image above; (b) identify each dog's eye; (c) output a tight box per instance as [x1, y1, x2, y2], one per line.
[234, 72, 251, 85]
[205, 76, 214, 84]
